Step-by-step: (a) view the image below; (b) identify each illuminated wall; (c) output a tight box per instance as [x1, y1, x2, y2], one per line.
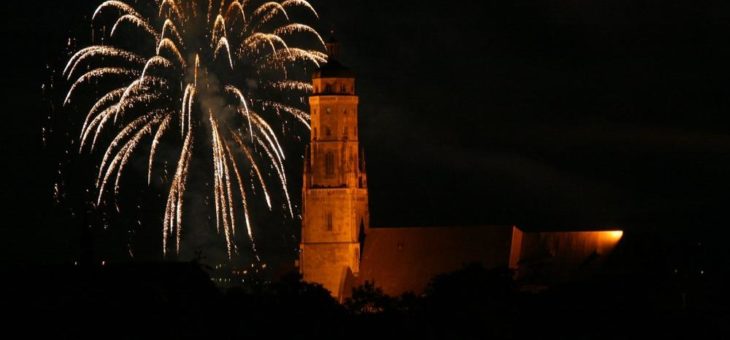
[299, 52, 369, 300]
[511, 228, 624, 282]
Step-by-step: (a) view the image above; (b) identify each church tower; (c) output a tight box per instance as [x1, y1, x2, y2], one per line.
[299, 37, 369, 299]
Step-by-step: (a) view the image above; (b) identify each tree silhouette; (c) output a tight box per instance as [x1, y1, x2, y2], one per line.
[345, 281, 395, 314]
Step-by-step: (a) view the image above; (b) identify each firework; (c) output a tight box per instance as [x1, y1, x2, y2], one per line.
[63, 0, 325, 258]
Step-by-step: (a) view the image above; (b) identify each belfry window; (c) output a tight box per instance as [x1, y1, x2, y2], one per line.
[325, 152, 335, 177]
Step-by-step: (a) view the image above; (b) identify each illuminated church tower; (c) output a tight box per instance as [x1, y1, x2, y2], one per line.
[299, 37, 369, 299]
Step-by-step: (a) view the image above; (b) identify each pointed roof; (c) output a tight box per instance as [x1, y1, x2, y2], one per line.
[313, 32, 355, 79]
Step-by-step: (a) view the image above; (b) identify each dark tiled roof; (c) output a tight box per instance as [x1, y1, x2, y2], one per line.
[355, 226, 515, 296]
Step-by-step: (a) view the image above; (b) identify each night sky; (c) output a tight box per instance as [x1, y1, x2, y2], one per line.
[2, 0, 730, 265]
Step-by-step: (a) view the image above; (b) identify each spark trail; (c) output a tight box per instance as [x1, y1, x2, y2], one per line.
[64, 0, 324, 258]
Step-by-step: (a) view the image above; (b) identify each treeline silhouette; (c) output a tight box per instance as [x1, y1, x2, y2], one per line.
[3, 231, 729, 339]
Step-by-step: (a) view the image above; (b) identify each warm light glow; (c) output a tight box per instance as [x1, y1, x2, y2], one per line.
[606, 230, 624, 241]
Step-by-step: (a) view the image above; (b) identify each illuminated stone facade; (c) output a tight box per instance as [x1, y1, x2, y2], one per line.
[299, 39, 369, 298]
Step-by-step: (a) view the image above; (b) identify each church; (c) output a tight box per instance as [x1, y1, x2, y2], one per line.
[298, 39, 624, 301]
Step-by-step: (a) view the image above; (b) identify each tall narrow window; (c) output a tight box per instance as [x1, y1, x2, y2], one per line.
[326, 212, 333, 231]
[325, 152, 335, 178]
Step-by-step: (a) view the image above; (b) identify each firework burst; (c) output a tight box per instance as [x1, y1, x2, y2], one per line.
[63, 0, 325, 259]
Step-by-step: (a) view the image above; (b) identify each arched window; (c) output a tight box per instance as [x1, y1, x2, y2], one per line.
[325, 152, 335, 177]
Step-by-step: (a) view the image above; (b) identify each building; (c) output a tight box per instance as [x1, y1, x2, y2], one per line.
[299, 39, 624, 301]
[299, 37, 369, 296]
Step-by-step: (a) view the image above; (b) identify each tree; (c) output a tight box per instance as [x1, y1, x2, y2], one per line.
[345, 281, 395, 315]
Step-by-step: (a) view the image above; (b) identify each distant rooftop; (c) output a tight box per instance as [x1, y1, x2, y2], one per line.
[356, 225, 515, 296]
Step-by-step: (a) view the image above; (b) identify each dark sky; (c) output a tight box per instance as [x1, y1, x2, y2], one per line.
[1, 0, 730, 265]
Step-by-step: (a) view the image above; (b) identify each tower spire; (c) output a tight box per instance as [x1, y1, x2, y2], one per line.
[325, 30, 340, 59]
[314, 31, 354, 80]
